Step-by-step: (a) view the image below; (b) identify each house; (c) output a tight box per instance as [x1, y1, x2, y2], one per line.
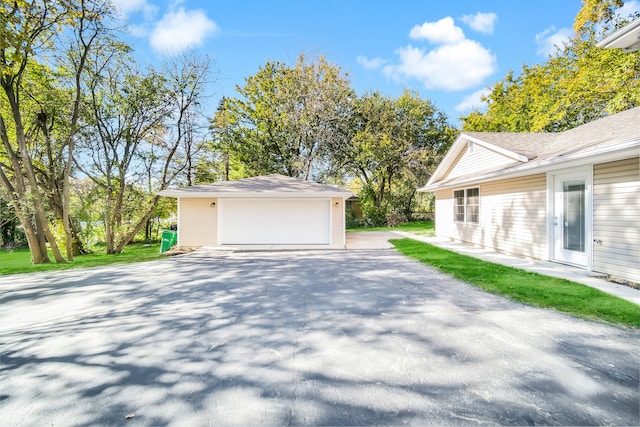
[419, 107, 640, 283]
[158, 174, 352, 248]
[596, 18, 640, 52]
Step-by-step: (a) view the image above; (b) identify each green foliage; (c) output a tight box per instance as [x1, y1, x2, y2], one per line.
[0, 193, 25, 247]
[75, 51, 209, 254]
[341, 90, 455, 225]
[574, 0, 624, 35]
[463, 10, 640, 132]
[0, 0, 119, 263]
[212, 63, 454, 226]
[392, 238, 640, 328]
[211, 54, 354, 180]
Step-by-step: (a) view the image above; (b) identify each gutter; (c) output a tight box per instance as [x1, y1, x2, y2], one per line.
[420, 139, 639, 192]
[596, 18, 640, 52]
[158, 190, 354, 198]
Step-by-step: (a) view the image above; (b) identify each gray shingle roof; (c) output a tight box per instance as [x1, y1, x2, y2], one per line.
[467, 107, 639, 161]
[423, 106, 640, 190]
[463, 132, 551, 160]
[159, 174, 353, 198]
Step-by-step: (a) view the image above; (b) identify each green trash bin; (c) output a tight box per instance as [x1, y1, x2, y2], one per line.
[160, 230, 178, 253]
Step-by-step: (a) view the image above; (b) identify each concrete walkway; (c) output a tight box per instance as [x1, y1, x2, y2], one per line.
[392, 231, 640, 306]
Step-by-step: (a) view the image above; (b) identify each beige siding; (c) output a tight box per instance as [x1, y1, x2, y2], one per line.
[178, 197, 345, 248]
[593, 158, 640, 283]
[332, 197, 346, 247]
[434, 174, 547, 259]
[434, 189, 454, 238]
[178, 198, 217, 247]
[444, 143, 518, 181]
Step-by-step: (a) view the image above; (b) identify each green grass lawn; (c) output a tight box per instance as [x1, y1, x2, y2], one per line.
[0, 243, 166, 276]
[349, 220, 435, 237]
[391, 238, 640, 328]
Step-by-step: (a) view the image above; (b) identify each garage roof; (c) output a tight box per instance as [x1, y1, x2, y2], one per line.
[158, 174, 353, 198]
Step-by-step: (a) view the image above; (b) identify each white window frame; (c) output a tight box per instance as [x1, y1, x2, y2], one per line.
[453, 187, 480, 224]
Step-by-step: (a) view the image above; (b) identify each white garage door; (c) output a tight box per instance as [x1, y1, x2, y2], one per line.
[218, 198, 331, 245]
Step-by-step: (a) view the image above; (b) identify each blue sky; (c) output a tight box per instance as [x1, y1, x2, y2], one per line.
[113, 0, 640, 126]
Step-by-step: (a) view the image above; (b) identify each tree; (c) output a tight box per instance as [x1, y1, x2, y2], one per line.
[336, 91, 455, 225]
[212, 53, 355, 180]
[462, 3, 639, 132]
[0, 0, 114, 263]
[574, 0, 624, 35]
[76, 51, 210, 253]
[0, 188, 22, 247]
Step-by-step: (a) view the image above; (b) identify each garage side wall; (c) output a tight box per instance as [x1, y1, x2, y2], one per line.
[593, 157, 640, 283]
[178, 198, 217, 247]
[434, 174, 547, 259]
[331, 197, 345, 247]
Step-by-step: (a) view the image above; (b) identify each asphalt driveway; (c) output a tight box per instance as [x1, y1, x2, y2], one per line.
[0, 246, 638, 426]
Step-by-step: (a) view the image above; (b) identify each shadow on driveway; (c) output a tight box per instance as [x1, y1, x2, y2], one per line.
[0, 249, 638, 426]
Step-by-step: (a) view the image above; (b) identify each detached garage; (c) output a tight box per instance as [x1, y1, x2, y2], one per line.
[158, 174, 353, 248]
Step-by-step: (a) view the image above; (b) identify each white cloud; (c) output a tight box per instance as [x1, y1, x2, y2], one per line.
[535, 26, 572, 56]
[409, 17, 465, 44]
[150, 7, 219, 55]
[384, 39, 496, 91]
[373, 17, 496, 91]
[460, 12, 497, 34]
[356, 55, 386, 70]
[128, 23, 150, 38]
[455, 87, 491, 112]
[111, 0, 157, 20]
[618, 0, 640, 18]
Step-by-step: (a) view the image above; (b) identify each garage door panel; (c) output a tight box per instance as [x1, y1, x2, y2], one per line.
[219, 199, 330, 245]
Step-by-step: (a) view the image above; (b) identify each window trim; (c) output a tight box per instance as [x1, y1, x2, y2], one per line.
[453, 187, 480, 224]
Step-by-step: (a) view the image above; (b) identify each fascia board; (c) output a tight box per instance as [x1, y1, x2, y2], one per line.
[596, 19, 640, 50]
[421, 132, 528, 190]
[158, 191, 353, 199]
[423, 134, 466, 187]
[420, 140, 639, 192]
[464, 134, 530, 163]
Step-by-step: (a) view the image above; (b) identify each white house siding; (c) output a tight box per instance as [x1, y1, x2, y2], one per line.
[593, 157, 640, 283]
[434, 174, 547, 259]
[331, 197, 346, 247]
[178, 198, 217, 247]
[444, 143, 519, 181]
[434, 189, 454, 238]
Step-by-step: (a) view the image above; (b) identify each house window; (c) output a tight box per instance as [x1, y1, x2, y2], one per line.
[466, 188, 479, 223]
[453, 190, 465, 222]
[453, 187, 480, 224]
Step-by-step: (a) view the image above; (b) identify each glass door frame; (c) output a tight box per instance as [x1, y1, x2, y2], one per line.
[547, 166, 593, 269]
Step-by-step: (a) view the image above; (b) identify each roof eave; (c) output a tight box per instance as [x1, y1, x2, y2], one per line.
[424, 132, 529, 187]
[596, 19, 640, 51]
[465, 134, 530, 162]
[420, 139, 639, 192]
[158, 190, 353, 198]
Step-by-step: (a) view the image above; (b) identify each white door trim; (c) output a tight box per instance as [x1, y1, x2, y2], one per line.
[546, 166, 593, 269]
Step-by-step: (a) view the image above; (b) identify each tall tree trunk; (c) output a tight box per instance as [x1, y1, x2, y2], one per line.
[105, 191, 115, 254]
[114, 196, 161, 253]
[0, 169, 49, 263]
[64, 6, 99, 260]
[0, 113, 52, 263]
[4, 82, 66, 263]
[47, 191, 88, 256]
